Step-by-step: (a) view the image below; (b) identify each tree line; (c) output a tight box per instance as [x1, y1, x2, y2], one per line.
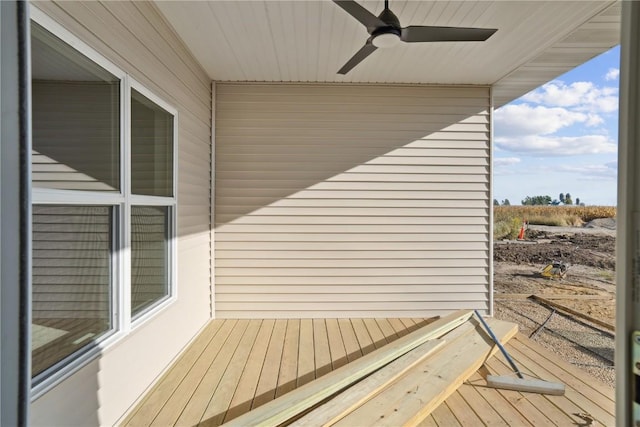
[493, 193, 583, 206]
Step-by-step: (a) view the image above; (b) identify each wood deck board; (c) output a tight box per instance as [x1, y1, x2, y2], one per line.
[363, 318, 388, 350]
[174, 319, 249, 425]
[444, 391, 485, 425]
[297, 319, 316, 387]
[456, 375, 512, 427]
[428, 401, 462, 427]
[337, 319, 362, 362]
[252, 319, 287, 409]
[124, 319, 615, 427]
[145, 319, 239, 426]
[351, 318, 376, 355]
[223, 319, 274, 423]
[374, 318, 399, 342]
[387, 318, 411, 336]
[200, 320, 263, 425]
[325, 318, 348, 369]
[275, 319, 300, 398]
[507, 337, 615, 421]
[312, 319, 332, 378]
[482, 358, 575, 426]
[123, 319, 226, 426]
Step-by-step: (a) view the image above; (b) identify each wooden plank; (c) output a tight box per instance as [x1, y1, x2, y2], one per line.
[338, 319, 363, 362]
[387, 318, 411, 336]
[333, 317, 518, 426]
[484, 356, 578, 426]
[146, 320, 238, 426]
[415, 414, 439, 427]
[325, 319, 348, 369]
[221, 310, 473, 427]
[200, 320, 263, 425]
[399, 318, 419, 332]
[456, 382, 510, 426]
[442, 392, 484, 425]
[530, 295, 615, 332]
[363, 318, 389, 350]
[290, 339, 446, 427]
[252, 320, 287, 409]
[175, 320, 249, 425]
[223, 320, 275, 423]
[374, 318, 399, 342]
[297, 319, 316, 387]
[513, 335, 615, 402]
[463, 371, 535, 426]
[122, 320, 225, 425]
[312, 319, 332, 378]
[496, 293, 613, 301]
[428, 402, 462, 427]
[275, 319, 301, 398]
[351, 318, 375, 355]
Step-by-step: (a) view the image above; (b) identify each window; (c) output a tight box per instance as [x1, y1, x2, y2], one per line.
[32, 205, 113, 378]
[30, 17, 177, 388]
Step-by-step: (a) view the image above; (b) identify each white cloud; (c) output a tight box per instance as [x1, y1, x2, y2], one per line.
[605, 68, 619, 81]
[556, 161, 618, 179]
[494, 157, 521, 167]
[494, 104, 596, 138]
[495, 134, 617, 156]
[522, 80, 618, 113]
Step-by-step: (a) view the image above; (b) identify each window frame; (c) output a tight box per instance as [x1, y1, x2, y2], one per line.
[127, 78, 178, 327]
[30, 8, 178, 398]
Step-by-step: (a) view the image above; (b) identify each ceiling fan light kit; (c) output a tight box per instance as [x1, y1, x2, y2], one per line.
[334, 0, 497, 74]
[372, 32, 400, 48]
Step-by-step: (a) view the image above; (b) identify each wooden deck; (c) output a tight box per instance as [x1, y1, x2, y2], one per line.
[121, 318, 615, 426]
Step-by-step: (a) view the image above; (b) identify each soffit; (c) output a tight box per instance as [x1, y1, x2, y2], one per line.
[155, 1, 619, 104]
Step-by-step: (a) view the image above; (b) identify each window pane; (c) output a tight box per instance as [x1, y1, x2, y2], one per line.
[131, 90, 174, 197]
[31, 23, 120, 192]
[32, 205, 113, 380]
[131, 206, 170, 317]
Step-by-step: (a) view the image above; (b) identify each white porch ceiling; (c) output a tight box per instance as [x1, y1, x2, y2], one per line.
[155, 1, 620, 105]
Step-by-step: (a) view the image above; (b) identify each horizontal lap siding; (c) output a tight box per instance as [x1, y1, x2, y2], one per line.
[30, 2, 211, 426]
[215, 83, 490, 318]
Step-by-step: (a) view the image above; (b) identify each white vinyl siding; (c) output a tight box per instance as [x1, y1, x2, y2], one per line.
[29, 2, 211, 426]
[215, 83, 490, 318]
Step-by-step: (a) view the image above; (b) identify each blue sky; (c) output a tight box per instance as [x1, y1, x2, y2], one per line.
[493, 46, 620, 206]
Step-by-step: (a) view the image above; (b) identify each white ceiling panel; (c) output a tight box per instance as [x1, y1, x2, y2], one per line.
[155, 1, 619, 101]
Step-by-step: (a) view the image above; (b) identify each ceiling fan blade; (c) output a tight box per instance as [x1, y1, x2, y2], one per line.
[333, 0, 385, 32]
[401, 26, 497, 43]
[337, 40, 377, 74]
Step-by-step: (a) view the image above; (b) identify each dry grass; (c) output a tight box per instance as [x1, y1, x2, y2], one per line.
[494, 205, 616, 240]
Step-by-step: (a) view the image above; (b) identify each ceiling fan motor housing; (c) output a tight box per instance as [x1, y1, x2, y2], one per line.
[371, 8, 401, 48]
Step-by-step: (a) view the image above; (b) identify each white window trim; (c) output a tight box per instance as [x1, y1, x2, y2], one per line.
[29, 7, 178, 399]
[128, 77, 178, 329]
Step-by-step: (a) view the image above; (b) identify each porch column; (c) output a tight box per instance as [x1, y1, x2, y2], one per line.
[1, 0, 31, 425]
[616, 1, 640, 425]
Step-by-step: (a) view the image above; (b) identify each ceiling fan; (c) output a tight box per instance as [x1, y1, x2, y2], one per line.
[333, 0, 497, 74]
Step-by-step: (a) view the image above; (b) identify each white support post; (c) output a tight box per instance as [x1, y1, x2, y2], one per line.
[616, 1, 640, 425]
[1, 1, 31, 425]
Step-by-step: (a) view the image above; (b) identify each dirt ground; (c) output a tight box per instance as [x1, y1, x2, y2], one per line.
[492, 222, 616, 386]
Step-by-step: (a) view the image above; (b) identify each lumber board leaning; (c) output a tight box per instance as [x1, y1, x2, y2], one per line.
[292, 322, 477, 427]
[495, 294, 613, 301]
[289, 339, 447, 427]
[530, 295, 615, 332]
[332, 317, 518, 427]
[220, 310, 474, 427]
